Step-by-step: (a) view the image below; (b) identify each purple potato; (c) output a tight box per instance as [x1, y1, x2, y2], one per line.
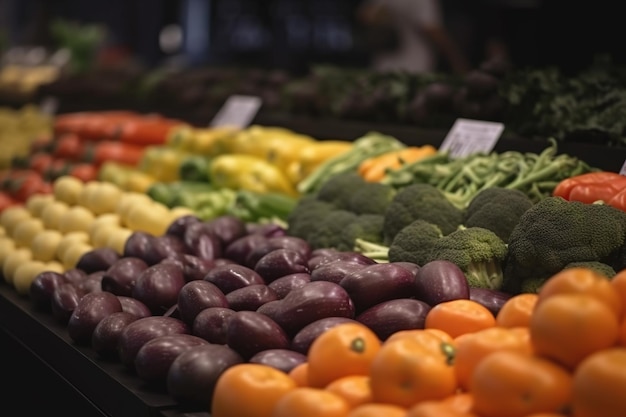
[226, 284, 278, 311]
[177, 280, 229, 325]
[117, 316, 189, 370]
[63, 268, 87, 286]
[248, 349, 307, 373]
[223, 234, 268, 265]
[132, 262, 186, 315]
[257, 281, 355, 336]
[67, 291, 123, 345]
[355, 298, 432, 341]
[339, 263, 417, 313]
[414, 260, 470, 306]
[123, 231, 158, 265]
[203, 215, 247, 247]
[183, 222, 223, 260]
[253, 248, 310, 283]
[101, 257, 149, 296]
[117, 296, 152, 318]
[245, 222, 286, 237]
[178, 254, 220, 282]
[165, 214, 202, 239]
[309, 261, 369, 284]
[76, 271, 105, 294]
[76, 247, 121, 274]
[244, 236, 312, 269]
[307, 251, 376, 271]
[30, 270, 67, 311]
[134, 334, 209, 386]
[469, 287, 512, 317]
[91, 311, 139, 359]
[267, 273, 311, 299]
[192, 306, 236, 344]
[166, 344, 244, 409]
[203, 264, 265, 294]
[50, 283, 85, 324]
[290, 317, 359, 354]
[226, 311, 290, 359]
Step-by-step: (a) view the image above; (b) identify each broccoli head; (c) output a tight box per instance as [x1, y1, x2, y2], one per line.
[503, 197, 626, 294]
[463, 187, 534, 243]
[315, 171, 368, 210]
[341, 214, 385, 250]
[348, 182, 397, 215]
[287, 195, 336, 240]
[306, 209, 359, 250]
[388, 219, 443, 266]
[562, 261, 616, 279]
[426, 226, 508, 290]
[383, 183, 463, 244]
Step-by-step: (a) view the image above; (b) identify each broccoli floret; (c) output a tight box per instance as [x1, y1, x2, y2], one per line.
[426, 226, 508, 290]
[341, 214, 385, 250]
[307, 209, 360, 250]
[383, 183, 463, 244]
[315, 171, 368, 210]
[287, 195, 336, 240]
[463, 187, 534, 243]
[388, 219, 444, 266]
[348, 182, 397, 215]
[520, 277, 545, 294]
[503, 197, 626, 294]
[562, 261, 616, 279]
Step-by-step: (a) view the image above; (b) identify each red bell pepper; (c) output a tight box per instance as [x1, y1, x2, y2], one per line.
[553, 171, 626, 205]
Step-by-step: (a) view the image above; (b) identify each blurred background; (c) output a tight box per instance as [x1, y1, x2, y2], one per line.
[0, 0, 623, 75]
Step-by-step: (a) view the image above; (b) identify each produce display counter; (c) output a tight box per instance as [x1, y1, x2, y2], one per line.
[0, 282, 211, 417]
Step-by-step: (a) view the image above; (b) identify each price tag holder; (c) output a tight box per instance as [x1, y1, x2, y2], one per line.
[39, 96, 59, 116]
[439, 118, 505, 158]
[210, 95, 262, 128]
[619, 160, 626, 176]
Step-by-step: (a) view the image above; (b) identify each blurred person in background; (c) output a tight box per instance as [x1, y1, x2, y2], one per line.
[356, 0, 470, 74]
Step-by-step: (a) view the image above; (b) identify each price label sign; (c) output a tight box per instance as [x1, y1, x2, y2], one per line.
[210, 95, 262, 128]
[439, 118, 505, 158]
[39, 96, 59, 116]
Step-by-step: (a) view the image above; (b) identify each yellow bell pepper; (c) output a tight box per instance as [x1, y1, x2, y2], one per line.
[208, 154, 299, 197]
[139, 146, 191, 182]
[285, 140, 354, 186]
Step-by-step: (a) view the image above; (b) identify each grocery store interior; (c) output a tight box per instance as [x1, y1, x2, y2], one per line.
[2, 1, 626, 417]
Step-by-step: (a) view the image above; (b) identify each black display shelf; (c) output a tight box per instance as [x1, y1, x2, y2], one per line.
[0, 282, 211, 417]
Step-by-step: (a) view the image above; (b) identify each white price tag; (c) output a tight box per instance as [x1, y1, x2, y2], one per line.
[620, 160, 626, 176]
[439, 118, 505, 158]
[210, 95, 262, 128]
[39, 96, 59, 116]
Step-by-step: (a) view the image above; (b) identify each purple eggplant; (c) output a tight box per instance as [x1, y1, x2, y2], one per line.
[469, 287, 512, 316]
[30, 270, 67, 311]
[414, 260, 470, 306]
[91, 311, 140, 360]
[267, 273, 311, 299]
[132, 262, 186, 315]
[101, 256, 148, 296]
[291, 316, 359, 354]
[226, 310, 290, 359]
[226, 284, 279, 311]
[248, 349, 307, 373]
[76, 247, 121, 274]
[192, 306, 236, 344]
[309, 260, 369, 284]
[253, 248, 310, 283]
[203, 264, 265, 294]
[177, 280, 229, 325]
[356, 298, 432, 341]
[67, 291, 123, 346]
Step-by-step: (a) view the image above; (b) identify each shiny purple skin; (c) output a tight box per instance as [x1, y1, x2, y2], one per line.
[76, 271, 106, 294]
[226, 284, 279, 312]
[245, 222, 287, 237]
[414, 260, 470, 306]
[178, 254, 220, 282]
[123, 231, 159, 265]
[62, 268, 88, 286]
[148, 234, 189, 265]
[76, 247, 121, 274]
[117, 296, 152, 318]
[134, 334, 209, 386]
[469, 287, 512, 317]
[339, 263, 417, 313]
[50, 283, 85, 324]
[226, 311, 290, 359]
[177, 280, 229, 325]
[67, 291, 123, 346]
[244, 236, 312, 269]
[30, 270, 67, 311]
[290, 317, 360, 355]
[223, 234, 268, 265]
[91, 311, 140, 360]
[117, 316, 190, 370]
[183, 222, 223, 260]
[203, 215, 248, 247]
[249, 349, 307, 373]
[166, 344, 244, 409]
[192, 307, 236, 344]
[267, 273, 311, 299]
[253, 248, 311, 283]
[257, 281, 355, 336]
[132, 262, 186, 315]
[203, 263, 265, 294]
[307, 251, 377, 271]
[165, 214, 202, 239]
[393, 261, 421, 278]
[356, 298, 432, 341]
[309, 261, 369, 284]
[101, 257, 149, 296]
